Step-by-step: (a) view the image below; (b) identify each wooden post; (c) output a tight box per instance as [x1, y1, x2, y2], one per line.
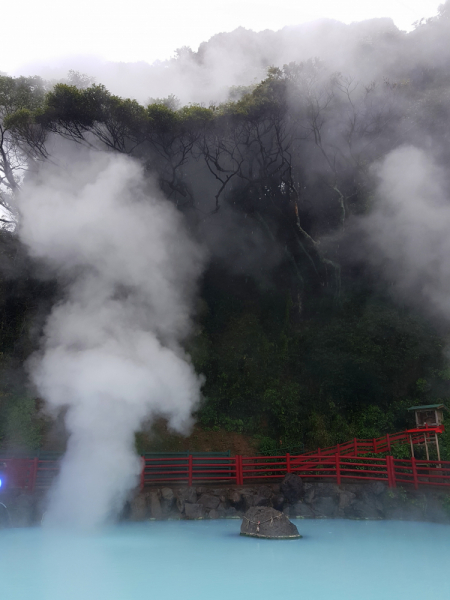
[188, 454, 193, 487]
[409, 435, 415, 458]
[435, 433, 442, 468]
[286, 453, 291, 474]
[335, 452, 341, 485]
[424, 434, 429, 461]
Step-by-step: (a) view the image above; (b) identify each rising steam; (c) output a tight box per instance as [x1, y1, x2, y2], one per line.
[366, 145, 450, 321]
[17, 148, 205, 527]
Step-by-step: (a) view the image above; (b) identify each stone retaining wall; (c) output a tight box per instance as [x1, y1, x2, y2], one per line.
[126, 475, 450, 524]
[2, 475, 450, 526]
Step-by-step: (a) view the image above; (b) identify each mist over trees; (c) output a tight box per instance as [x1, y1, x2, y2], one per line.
[1, 3, 450, 455]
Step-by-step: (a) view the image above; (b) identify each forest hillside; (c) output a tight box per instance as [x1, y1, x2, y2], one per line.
[1, 3, 450, 458]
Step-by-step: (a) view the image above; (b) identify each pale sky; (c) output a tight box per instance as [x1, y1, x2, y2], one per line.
[2, 0, 442, 74]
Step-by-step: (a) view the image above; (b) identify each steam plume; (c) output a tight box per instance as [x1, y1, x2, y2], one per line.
[17, 149, 205, 527]
[366, 145, 450, 322]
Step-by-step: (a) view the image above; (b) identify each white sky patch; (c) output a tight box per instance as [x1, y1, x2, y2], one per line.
[2, 0, 441, 74]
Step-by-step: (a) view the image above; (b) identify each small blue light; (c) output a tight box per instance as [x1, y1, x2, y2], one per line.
[0, 478, 2, 488]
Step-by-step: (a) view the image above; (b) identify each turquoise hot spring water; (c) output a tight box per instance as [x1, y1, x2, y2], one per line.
[1, 519, 449, 600]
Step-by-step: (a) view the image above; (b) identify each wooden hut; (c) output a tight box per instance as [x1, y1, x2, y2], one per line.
[407, 404, 448, 428]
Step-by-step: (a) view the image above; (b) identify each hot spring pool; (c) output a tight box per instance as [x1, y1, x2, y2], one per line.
[1, 519, 449, 600]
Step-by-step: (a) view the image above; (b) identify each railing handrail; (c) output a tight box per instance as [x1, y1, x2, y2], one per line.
[2, 425, 448, 493]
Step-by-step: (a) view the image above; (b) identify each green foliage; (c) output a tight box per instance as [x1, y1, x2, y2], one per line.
[257, 436, 279, 455]
[192, 265, 447, 451]
[3, 54, 450, 455]
[0, 394, 43, 451]
[0, 75, 46, 115]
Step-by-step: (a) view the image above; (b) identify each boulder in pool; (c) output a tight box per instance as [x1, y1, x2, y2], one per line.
[240, 507, 301, 539]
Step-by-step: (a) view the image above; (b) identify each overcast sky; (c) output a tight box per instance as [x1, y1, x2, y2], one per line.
[2, 0, 442, 74]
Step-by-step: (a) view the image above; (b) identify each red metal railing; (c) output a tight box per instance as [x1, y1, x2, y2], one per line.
[1, 453, 450, 492]
[0, 457, 60, 493]
[141, 455, 240, 487]
[300, 427, 444, 458]
[1, 427, 448, 493]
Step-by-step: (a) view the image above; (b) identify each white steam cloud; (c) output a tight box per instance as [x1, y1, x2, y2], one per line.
[17, 149, 205, 528]
[366, 145, 450, 321]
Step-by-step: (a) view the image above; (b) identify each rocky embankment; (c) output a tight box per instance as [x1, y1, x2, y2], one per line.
[2, 474, 450, 526]
[126, 474, 450, 524]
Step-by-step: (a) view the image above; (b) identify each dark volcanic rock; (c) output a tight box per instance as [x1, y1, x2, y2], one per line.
[185, 503, 206, 519]
[253, 494, 271, 507]
[292, 501, 315, 518]
[149, 491, 162, 519]
[280, 474, 304, 503]
[314, 496, 338, 518]
[198, 494, 220, 510]
[242, 493, 255, 511]
[129, 494, 149, 521]
[345, 500, 383, 520]
[225, 507, 238, 517]
[227, 490, 243, 508]
[272, 494, 285, 510]
[240, 506, 301, 539]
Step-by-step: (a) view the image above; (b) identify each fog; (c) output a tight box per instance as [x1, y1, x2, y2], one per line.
[365, 146, 450, 324]
[12, 13, 447, 105]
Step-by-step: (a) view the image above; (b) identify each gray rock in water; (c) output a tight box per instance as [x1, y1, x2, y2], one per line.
[240, 506, 301, 539]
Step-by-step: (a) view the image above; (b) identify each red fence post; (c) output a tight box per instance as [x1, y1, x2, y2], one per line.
[140, 457, 145, 492]
[373, 438, 377, 453]
[286, 453, 291, 474]
[386, 433, 391, 454]
[335, 453, 341, 485]
[391, 456, 397, 488]
[235, 455, 240, 485]
[239, 455, 244, 485]
[411, 456, 419, 490]
[188, 454, 193, 487]
[386, 455, 393, 488]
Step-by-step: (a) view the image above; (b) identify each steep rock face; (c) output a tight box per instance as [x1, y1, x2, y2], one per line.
[240, 506, 301, 539]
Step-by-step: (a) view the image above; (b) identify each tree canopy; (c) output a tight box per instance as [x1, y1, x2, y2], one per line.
[2, 8, 450, 454]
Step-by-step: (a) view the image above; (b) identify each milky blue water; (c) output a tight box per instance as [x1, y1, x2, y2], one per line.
[1, 519, 449, 600]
